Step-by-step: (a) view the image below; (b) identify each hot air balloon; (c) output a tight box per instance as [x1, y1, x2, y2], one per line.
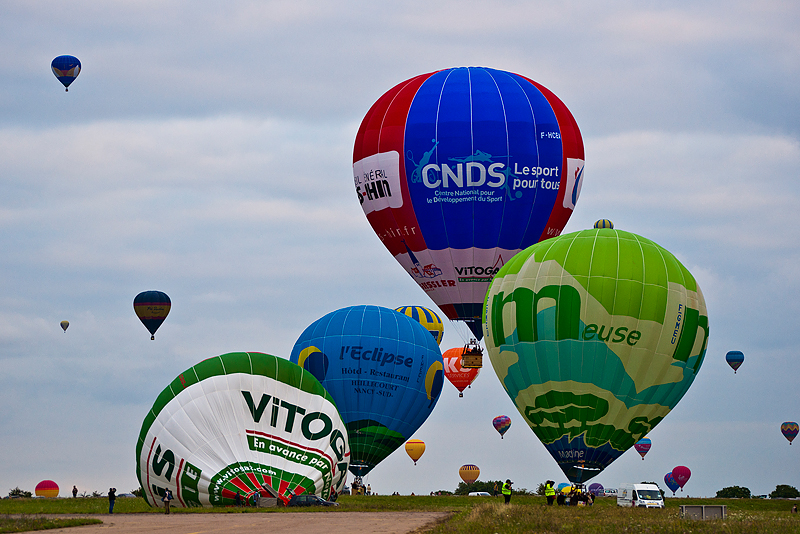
[725, 351, 744, 374]
[664, 472, 680, 495]
[593, 219, 614, 229]
[493, 415, 511, 439]
[588, 482, 604, 496]
[133, 290, 171, 340]
[557, 482, 571, 494]
[354, 67, 584, 341]
[634, 437, 651, 460]
[136, 352, 349, 507]
[484, 226, 709, 483]
[405, 439, 426, 465]
[35, 480, 59, 498]
[442, 347, 480, 397]
[459, 464, 480, 485]
[395, 306, 445, 345]
[291, 305, 443, 478]
[51, 55, 81, 91]
[782, 422, 799, 444]
[672, 466, 691, 491]
[60, 320, 69, 333]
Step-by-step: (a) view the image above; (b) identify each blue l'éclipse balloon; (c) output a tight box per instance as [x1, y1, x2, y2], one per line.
[664, 472, 680, 495]
[291, 305, 444, 477]
[51, 55, 81, 91]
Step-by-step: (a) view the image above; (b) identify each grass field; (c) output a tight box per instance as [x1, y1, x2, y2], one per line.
[1, 494, 799, 533]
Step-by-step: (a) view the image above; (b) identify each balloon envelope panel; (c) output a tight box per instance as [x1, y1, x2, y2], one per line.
[135, 352, 349, 507]
[395, 306, 445, 345]
[354, 67, 584, 339]
[484, 228, 709, 482]
[291, 305, 443, 476]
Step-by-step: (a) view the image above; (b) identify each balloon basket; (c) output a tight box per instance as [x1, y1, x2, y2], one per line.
[460, 339, 483, 369]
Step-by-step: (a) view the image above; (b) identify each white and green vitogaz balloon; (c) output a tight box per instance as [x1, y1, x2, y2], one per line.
[484, 226, 709, 483]
[136, 352, 349, 507]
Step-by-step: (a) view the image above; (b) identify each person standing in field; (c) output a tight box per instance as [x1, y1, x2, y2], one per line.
[545, 480, 556, 505]
[502, 479, 513, 504]
[72, 485, 78, 498]
[162, 489, 173, 514]
[108, 488, 116, 513]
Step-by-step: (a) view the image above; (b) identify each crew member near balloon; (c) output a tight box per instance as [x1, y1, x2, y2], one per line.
[502, 479, 513, 504]
[545, 480, 556, 505]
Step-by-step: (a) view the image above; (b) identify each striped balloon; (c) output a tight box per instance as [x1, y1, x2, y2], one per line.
[634, 437, 651, 460]
[492, 415, 511, 438]
[395, 306, 445, 345]
[725, 351, 744, 373]
[35, 480, 59, 498]
[782, 422, 798, 444]
[459, 464, 480, 484]
[593, 219, 614, 229]
[133, 290, 171, 340]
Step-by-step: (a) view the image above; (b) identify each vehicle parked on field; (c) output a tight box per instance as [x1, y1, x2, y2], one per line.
[617, 483, 664, 508]
[286, 494, 339, 507]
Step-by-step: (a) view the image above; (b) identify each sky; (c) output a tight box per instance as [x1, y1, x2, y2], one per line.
[1, 0, 798, 500]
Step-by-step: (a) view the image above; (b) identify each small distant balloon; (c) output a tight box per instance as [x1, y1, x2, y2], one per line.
[60, 320, 69, 333]
[51, 55, 81, 91]
[395, 306, 445, 345]
[593, 219, 614, 229]
[634, 437, 651, 460]
[35, 480, 59, 498]
[459, 464, 480, 485]
[671, 466, 691, 491]
[782, 422, 798, 444]
[133, 290, 171, 340]
[492, 415, 511, 439]
[725, 351, 744, 373]
[664, 472, 679, 495]
[405, 439, 426, 465]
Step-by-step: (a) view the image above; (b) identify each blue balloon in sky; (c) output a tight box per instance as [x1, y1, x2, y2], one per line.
[291, 305, 444, 477]
[51, 55, 81, 91]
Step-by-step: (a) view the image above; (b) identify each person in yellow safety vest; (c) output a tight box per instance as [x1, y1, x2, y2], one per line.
[544, 480, 556, 505]
[502, 479, 513, 504]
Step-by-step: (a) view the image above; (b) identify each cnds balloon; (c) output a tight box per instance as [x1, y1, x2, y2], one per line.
[51, 55, 81, 91]
[634, 437, 651, 460]
[395, 306, 445, 345]
[726, 351, 744, 373]
[493, 415, 511, 439]
[134, 290, 171, 340]
[136, 352, 349, 507]
[354, 67, 585, 340]
[782, 422, 798, 444]
[484, 227, 709, 482]
[291, 305, 443, 477]
[442, 347, 480, 397]
[405, 439, 426, 465]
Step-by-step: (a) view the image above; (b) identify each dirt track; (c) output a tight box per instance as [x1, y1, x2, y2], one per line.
[36, 511, 450, 534]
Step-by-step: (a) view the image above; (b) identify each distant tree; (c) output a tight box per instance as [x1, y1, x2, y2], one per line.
[641, 482, 665, 499]
[455, 480, 502, 495]
[132, 487, 144, 498]
[91, 490, 102, 498]
[536, 483, 546, 496]
[770, 485, 800, 499]
[716, 486, 751, 498]
[8, 487, 32, 498]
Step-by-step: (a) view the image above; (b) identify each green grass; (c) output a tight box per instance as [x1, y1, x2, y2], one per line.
[0, 516, 101, 533]
[1, 495, 798, 533]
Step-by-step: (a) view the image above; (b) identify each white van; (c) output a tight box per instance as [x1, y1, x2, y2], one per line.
[617, 483, 664, 508]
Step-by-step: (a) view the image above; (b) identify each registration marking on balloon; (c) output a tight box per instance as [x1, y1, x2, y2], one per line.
[484, 228, 709, 482]
[136, 352, 349, 507]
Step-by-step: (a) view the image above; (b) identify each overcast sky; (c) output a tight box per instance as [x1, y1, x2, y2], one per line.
[1, 0, 798, 500]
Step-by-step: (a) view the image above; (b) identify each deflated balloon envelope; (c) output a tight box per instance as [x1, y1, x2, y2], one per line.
[354, 67, 585, 340]
[136, 352, 349, 507]
[484, 227, 709, 482]
[291, 305, 443, 477]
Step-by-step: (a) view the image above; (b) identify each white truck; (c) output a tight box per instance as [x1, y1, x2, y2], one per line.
[617, 483, 664, 508]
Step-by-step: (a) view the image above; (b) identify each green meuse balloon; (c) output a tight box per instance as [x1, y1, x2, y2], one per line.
[483, 226, 709, 483]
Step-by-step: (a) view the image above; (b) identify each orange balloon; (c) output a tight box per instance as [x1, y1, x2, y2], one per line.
[442, 348, 480, 397]
[405, 439, 426, 465]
